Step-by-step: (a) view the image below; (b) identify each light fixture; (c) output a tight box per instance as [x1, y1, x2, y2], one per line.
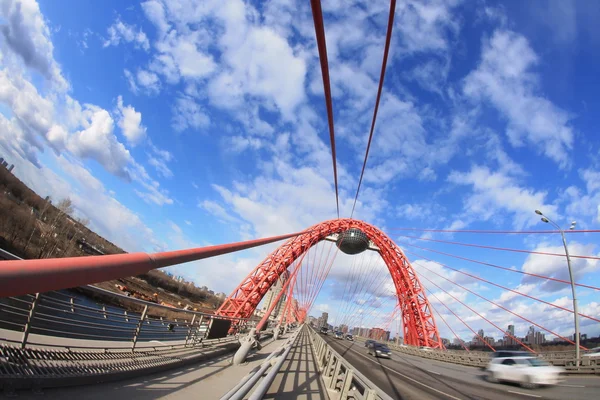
[535, 210, 543, 215]
[541, 217, 549, 223]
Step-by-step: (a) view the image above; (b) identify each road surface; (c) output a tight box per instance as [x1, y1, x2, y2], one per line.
[322, 334, 600, 400]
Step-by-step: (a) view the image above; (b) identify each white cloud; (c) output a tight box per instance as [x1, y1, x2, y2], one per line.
[116, 96, 147, 145]
[464, 30, 574, 168]
[67, 105, 133, 179]
[172, 94, 210, 132]
[0, 0, 68, 91]
[521, 242, 599, 292]
[395, 0, 461, 55]
[137, 69, 160, 94]
[448, 165, 557, 229]
[103, 18, 150, 51]
[147, 140, 174, 178]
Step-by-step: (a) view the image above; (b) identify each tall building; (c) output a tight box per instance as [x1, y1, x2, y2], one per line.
[504, 324, 517, 346]
[525, 326, 545, 345]
[339, 324, 348, 334]
[317, 312, 329, 329]
[262, 272, 289, 319]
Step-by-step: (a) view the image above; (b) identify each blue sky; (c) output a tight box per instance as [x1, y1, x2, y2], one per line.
[1, 0, 599, 342]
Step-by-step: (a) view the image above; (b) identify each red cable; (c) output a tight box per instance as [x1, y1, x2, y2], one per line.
[305, 241, 326, 310]
[403, 248, 600, 324]
[397, 234, 600, 260]
[415, 261, 583, 348]
[427, 300, 469, 351]
[310, 0, 340, 218]
[350, 0, 396, 218]
[306, 241, 334, 310]
[388, 228, 600, 234]
[421, 278, 496, 351]
[420, 282, 491, 351]
[308, 242, 339, 312]
[418, 272, 534, 353]
[397, 240, 600, 291]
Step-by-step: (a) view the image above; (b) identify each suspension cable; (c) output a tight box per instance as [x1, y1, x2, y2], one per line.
[428, 300, 469, 351]
[417, 270, 534, 353]
[419, 281, 491, 351]
[403, 248, 600, 323]
[350, 0, 396, 219]
[310, 0, 340, 218]
[397, 239, 600, 291]
[415, 261, 584, 348]
[388, 227, 600, 234]
[396, 234, 600, 260]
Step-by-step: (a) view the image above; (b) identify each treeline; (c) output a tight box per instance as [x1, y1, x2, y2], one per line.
[138, 269, 224, 309]
[0, 163, 225, 309]
[0, 165, 124, 259]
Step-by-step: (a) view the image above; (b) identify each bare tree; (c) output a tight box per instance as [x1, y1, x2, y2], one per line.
[76, 217, 90, 226]
[56, 198, 74, 216]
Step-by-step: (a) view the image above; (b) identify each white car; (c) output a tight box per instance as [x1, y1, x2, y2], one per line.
[486, 356, 565, 388]
[583, 347, 600, 365]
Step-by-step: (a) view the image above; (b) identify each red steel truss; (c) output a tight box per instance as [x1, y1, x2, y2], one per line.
[216, 218, 442, 348]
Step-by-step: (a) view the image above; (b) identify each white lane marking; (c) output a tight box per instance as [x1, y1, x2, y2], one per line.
[427, 370, 441, 375]
[345, 344, 464, 400]
[507, 391, 541, 398]
[558, 384, 585, 388]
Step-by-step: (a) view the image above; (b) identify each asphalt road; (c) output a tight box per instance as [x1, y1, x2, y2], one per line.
[322, 335, 600, 400]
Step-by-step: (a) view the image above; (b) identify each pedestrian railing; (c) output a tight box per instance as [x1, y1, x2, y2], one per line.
[307, 326, 394, 400]
[221, 326, 301, 400]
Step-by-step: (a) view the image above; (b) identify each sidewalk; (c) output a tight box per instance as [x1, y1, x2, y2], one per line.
[263, 328, 329, 400]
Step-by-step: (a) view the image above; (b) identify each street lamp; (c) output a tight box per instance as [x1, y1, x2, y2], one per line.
[535, 209, 580, 366]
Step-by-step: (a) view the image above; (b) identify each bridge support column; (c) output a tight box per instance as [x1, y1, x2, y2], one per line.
[233, 328, 260, 365]
[273, 323, 283, 340]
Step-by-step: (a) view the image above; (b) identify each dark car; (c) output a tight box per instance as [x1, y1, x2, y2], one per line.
[368, 342, 392, 358]
[364, 339, 376, 348]
[320, 327, 328, 335]
[346, 334, 353, 341]
[491, 351, 531, 358]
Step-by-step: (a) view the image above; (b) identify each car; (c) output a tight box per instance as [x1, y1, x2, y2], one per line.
[345, 334, 353, 341]
[320, 327, 328, 335]
[419, 346, 433, 352]
[491, 351, 530, 358]
[364, 339, 376, 348]
[486, 356, 565, 388]
[367, 342, 392, 358]
[334, 331, 344, 339]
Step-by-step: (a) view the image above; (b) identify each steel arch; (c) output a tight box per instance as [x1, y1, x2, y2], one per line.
[216, 219, 442, 348]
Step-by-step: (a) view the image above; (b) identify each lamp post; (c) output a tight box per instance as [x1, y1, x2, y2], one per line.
[535, 210, 580, 366]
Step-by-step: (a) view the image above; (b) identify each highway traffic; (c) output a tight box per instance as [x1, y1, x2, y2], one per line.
[322, 334, 600, 400]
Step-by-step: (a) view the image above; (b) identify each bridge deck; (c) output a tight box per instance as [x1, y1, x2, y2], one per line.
[263, 328, 327, 399]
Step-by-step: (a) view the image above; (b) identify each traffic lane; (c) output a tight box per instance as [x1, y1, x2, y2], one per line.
[375, 344, 600, 389]
[323, 336, 492, 400]
[345, 338, 600, 400]
[392, 350, 600, 393]
[323, 336, 596, 400]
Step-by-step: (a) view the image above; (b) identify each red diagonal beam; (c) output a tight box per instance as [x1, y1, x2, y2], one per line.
[0, 232, 302, 298]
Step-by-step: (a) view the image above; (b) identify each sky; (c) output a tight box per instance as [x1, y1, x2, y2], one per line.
[1, 0, 599, 343]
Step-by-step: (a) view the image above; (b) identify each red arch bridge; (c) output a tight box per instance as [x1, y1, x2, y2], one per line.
[1, 218, 599, 399]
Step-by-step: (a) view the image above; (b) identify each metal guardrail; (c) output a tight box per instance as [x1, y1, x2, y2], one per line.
[0, 249, 267, 392]
[353, 336, 599, 374]
[221, 327, 302, 400]
[307, 326, 394, 400]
